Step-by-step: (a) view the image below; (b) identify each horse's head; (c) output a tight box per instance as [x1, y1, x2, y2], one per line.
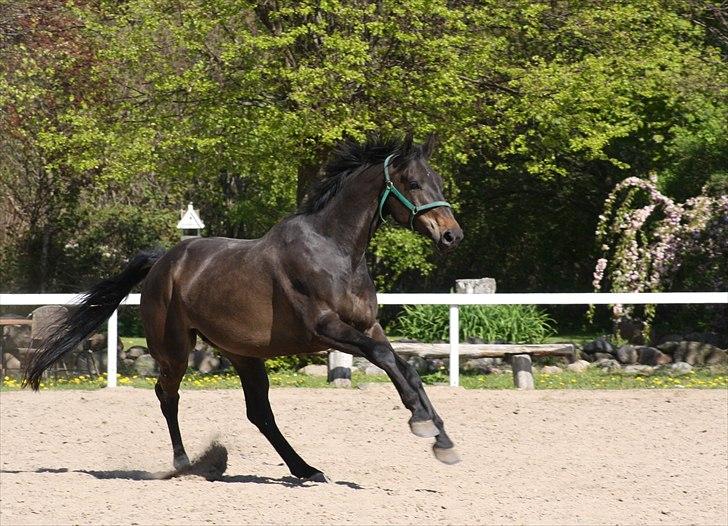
[381, 134, 463, 253]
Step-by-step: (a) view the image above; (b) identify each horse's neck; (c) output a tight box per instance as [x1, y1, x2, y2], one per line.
[314, 164, 383, 263]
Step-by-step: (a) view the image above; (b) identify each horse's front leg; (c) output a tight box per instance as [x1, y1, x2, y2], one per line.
[315, 312, 438, 438]
[367, 323, 460, 464]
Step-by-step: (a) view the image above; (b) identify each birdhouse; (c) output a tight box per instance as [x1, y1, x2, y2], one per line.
[177, 203, 205, 240]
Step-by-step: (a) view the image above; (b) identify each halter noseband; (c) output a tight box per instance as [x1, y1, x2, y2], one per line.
[377, 154, 452, 230]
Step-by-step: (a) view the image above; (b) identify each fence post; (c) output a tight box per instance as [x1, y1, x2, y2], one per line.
[449, 304, 459, 387]
[107, 310, 117, 388]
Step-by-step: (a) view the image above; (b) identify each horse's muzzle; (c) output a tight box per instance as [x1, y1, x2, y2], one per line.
[437, 227, 463, 253]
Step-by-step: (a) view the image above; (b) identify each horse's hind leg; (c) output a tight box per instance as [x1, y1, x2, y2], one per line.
[143, 307, 195, 470]
[154, 360, 190, 470]
[225, 354, 326, 482]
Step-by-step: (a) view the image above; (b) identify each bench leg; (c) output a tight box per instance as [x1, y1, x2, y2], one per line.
[512, 354, 534, 390]
[327, 350, 352, 387]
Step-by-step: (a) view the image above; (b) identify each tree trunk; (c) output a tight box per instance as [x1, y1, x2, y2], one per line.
[39, 227, 51, 293]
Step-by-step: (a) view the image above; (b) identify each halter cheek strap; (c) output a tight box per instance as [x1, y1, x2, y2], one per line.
[378, 154, 452, 230]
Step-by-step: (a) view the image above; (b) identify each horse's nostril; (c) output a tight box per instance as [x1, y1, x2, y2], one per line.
[443, 230, 454, 244]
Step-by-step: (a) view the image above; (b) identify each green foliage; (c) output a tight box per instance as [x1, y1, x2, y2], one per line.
[369, 226, 435, 289]
[393, 304, 555, 343]
[2, 0, 726, 309]
[264, 354, 326, 373]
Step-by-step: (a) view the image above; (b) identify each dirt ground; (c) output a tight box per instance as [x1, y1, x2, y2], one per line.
[1, 385, 726, 525]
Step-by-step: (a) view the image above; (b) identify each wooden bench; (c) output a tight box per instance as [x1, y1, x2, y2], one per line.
[391, 342, 575, 389]
[325, 343, 575, 389]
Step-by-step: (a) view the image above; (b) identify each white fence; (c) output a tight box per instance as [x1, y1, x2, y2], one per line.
[1, 292, 726, 387]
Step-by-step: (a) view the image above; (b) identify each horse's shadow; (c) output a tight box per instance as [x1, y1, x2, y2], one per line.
[1, 468, 363, 489]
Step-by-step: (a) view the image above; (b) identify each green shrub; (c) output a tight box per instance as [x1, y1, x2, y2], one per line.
[264, 353, 326, 372]
[393, 304, 555, 343]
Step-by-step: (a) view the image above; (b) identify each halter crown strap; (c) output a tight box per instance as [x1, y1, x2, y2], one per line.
[378, 154, 451, 229]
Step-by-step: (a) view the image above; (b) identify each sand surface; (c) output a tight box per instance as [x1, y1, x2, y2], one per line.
[1, 385, 726, 525]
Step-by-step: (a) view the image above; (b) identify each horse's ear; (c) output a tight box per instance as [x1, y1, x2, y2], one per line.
[423, 133, 438, 158]
[402, 131, 415, 156]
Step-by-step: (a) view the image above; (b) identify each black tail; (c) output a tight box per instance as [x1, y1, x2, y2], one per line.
[23, 249, 165, 390]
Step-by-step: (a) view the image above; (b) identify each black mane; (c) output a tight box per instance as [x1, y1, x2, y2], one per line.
[298, 134, 426, 214]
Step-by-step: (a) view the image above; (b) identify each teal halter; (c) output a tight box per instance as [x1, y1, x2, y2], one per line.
[378, 154, 452, 230]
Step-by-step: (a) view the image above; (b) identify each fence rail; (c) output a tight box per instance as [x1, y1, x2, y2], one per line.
[2, 292, 726, 387]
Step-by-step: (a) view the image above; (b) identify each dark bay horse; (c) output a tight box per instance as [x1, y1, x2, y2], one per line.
[24, 134, 464, 481]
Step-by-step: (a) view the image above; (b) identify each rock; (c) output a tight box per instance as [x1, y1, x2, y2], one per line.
[462, 358, 496, 374]
[407, 356, 428, 374]
[616, 345, 638, 365]
[364, 364, 386, 376]
[622, 364, 654, 375]
[195, 341, 213, 352]
[191, 348, 214, 369]
[655, 333, 683, 346]
[126, 346, 147, 359]
[583, 337, 614, 354]
[595, 358, 622, 372]
[218, 356, 232, 371]
[331, 378, 351, 388]
[85, 332, 104, 351]
[352, 356, 369, 371]
[665, 341, 725, 365]
[466, 336, 486, 344]
[298, 364, 328, 376]
[580, 352, 596, 362]
[427, 358, 449, 373]
[566, 360, 590, 373]
[670, 362, 692, 375]
[122, 358, 135, 369]
[134, 354, 158, 376]
[593, 352, 614, 361]
[3, 353, 21, 371]
[86, 333, 123, 353]
[541, 365, 563, 374]
[705, 348, 727, 365]
[637, 346, 671, 366]
[673, 342, 701, 365]
[455, 278, 496, 294]
[198, 355, 220, 374]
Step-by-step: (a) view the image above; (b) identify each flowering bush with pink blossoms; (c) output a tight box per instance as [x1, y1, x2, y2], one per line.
[592, 176, 728, 331]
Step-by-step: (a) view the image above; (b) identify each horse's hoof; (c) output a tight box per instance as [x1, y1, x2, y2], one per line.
[410, 419, 440, 438]
[433, 445, 461, 465]
[173, 454, 190, 470]
[305, 471, 330, 483]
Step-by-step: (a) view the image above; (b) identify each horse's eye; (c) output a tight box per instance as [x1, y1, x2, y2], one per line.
[409, 181, 421, 190]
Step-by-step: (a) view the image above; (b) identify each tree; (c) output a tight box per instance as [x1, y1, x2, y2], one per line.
[2, 0, 725, 310]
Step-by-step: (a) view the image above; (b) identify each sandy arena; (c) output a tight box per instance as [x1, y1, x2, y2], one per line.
[1, 385, 726, 525]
